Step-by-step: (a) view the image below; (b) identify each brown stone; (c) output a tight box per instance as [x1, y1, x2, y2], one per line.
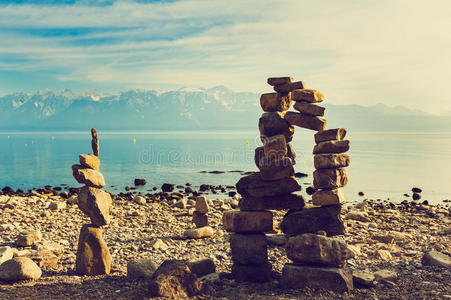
[192, 211, 208, 228]
[75, 224, 111, 276]
[313, 140, 350, 154]
[148, 260, 201, 298]
[258, 157, 294, 181]
[260, 93, 292, 112]
[267, 77, 293, 86]
[286, 143, 296, 165]
[263, 134, 287, 160]
[255, 144, 295, 168]
[286, 233, 354, 267]
[78, 186, 112, 227]
[280, 205, 345, 236]
[127, 258, 158, 279]
[230, 233, 268, 265]
[30, 250, 59, 269]
[312, 189, 345, 206]
[236, 172, 301, 198]
[274, 81, 305, 93]
[314, 153, 350, 169]
[284, 111, 327, 131]
[79, 154, 100, 170]
[72, 164, 105, 188]
[187, 258, 216, 277]
[293, 102, 325, 116]
[314, 128, 347, 144]
[281, 264, 353, 293]
[222, 210, 273, 233]
[232, 262, 272, 283]
[239, 194, 305, 211]
[291, 89, 324, 103]
[0, 257, 42, 282]
[259, 112, 294, 143]
[313, 168, 348, 189]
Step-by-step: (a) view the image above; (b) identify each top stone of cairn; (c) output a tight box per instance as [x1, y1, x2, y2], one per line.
[267, 77, 293, 86]
[91, 128, 99, 157]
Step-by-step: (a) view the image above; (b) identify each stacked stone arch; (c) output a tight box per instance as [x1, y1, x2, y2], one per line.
[223, 77, 353, 292]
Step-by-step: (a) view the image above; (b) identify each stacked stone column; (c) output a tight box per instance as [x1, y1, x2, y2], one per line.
[222, 77, 306, 283]
[224, 77, 354, 292]
[71, 128, 112, 275]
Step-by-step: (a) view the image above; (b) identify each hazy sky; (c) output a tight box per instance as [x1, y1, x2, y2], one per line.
[0, 0, 450, 113]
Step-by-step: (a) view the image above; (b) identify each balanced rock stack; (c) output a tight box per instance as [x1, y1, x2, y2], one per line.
[193, 196, 209, 227]
[72, 128, 112, 275]
[222, 77, 306, 283]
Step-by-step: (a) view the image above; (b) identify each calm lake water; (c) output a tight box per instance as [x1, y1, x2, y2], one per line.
[0, 131, 450, 205]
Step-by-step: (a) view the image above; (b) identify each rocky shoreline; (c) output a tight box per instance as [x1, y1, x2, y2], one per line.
[0, 183, 449, 299]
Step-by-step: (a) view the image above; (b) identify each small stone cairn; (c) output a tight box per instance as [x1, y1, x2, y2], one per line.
[223, 77, 354, 292]
[72, 128, 112, 275]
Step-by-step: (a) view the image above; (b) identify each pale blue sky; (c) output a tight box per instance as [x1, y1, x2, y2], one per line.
[0, 0, 450, 113]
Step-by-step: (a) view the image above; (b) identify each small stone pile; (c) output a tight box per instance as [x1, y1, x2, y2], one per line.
[223, 77, 354, 291]
[72, 128, 112, 275]
[184, 196, 215, 239]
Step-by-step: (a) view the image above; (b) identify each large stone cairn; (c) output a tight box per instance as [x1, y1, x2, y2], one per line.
[223, 77, 354, 292]
[72, 128, 112, 275]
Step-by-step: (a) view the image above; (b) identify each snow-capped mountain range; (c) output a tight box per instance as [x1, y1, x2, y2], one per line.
[0, 86, 450, 131]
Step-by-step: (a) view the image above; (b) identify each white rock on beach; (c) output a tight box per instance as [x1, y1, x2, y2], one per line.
[0, 246, 14, 265]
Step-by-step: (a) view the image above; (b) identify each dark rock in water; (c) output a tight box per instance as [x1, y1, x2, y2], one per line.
[208, 171, 225, 174]
[186, 183, 192, 186]
[358, 192, 364, 196]
[280, 264, 353, 293]
[228, 191, 237, 197]
[148, 260, 201, 298]
[404, 193, 410, 197]
[45, 185, 52, 190]
[16, 189, 24, 194]
[134, 178, 146, 186]
[232, 261, 272, 283]
[199, 184, 210, 192]
[241, 171, 255, 175]
[152, 187, 157, 191]
[53, 187, 62, 191]
[306, 186, 316, 195]
[280, 205, 345, 236]
[228, 170, 243, 173]
[161, 183, 175, 193]
[185, 187, 193, 193]
[199, 171, 207, 173]
[422, 200, 429, 205]
[176, 185, 184, 189]
[412, 193, 421, 200]
[2, 186, 14, 194]
[125, 186, 131, 191]
[59, 192, 69, 199]
[294, 172, 308, 178]
[412, 187, 422, 193]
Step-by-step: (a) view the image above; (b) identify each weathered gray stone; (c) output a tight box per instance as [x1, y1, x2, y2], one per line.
[280, 205, 345, 236]
[236, 172, 301, 198]
[230, 233, 267, 265]
[313, 140, 350, 154]
[0, 257, 42, 282]
[315, 128, 347, 144]
[313, 168, 348, 189]
[148, 260, 201, 298]
[75, 224, 111, 276]
[267, 76, 293, 86]
[79, 154, 100, 170]
[195, 196, 210, 214]
[239, 194, 305, 211]
[422, 250, 451, 268]
[274, 81, 305, 93]
[373, 269, 398, 282]
[188, 258, 216, 277]
[286, 233, 354, 267]
[353, 270, 375, 287]
[260, 93, 292, 112]
[127, 258, 158, 279]
[281, 264, 353, 293]
[314, 153, 350, 169]
[255, 145, 296, 168]
[232, 262, 272, 283]
[223, 210, 273, 233]
[293, 101, 325, 116]
[184, 226, 214, 239]
[258, 157, 294, 181]
[266, 234, 288, 246]
[29, 250, 58, 269]
[78, 186, 112, 227]
[312, 189, 345, 206]
[284, 111, 327, 131]
[259, 112, 294, 143]
[72, 164, 105, 188]
[263, 134, 287, 160]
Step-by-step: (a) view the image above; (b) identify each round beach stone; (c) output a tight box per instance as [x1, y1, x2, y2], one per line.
[0, 257, 42, 282]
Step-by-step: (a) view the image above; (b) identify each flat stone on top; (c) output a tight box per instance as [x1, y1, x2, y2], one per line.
[274, 81, 305, 93]
[267, 77, 293, 86]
